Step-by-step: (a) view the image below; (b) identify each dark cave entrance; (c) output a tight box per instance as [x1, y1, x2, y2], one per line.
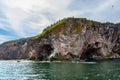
[37, 44, 54, 60]
[80, 44, 100, 61]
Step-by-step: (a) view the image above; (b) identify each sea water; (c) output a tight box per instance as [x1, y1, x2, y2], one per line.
[0, 60, 120, 80]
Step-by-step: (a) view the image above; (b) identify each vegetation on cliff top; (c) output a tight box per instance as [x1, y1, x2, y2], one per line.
[32, 17, 90, 40]
[3, 17, 117, 44]
[2, 17, 93, 44]
[33, 18, 70, 40]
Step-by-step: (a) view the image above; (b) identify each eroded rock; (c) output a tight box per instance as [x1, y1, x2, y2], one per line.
[0, 18, 119, 61]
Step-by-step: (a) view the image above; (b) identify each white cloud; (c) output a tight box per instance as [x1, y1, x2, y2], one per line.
[92, 0, 120, 22]
[93, 0, 115, 13]
[4, 8, 29, 37]
[0, 0, 74, 38]
[0, 22, 9, 31]
[71, 0, 119, 22]
[0, 0, 120, 43]
[0, 35, 15, 44]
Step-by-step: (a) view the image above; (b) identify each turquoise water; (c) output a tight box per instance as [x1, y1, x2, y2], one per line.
[0, 60, 120, 80]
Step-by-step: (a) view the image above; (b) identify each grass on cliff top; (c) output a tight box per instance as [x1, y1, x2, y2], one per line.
[33, 18, 70, 40]
[32, 17, 91, 40]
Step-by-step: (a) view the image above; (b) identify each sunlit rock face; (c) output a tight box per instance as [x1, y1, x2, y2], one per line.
[0, 18, 120, 61]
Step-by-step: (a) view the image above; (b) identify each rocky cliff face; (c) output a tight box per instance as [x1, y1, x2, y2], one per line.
[0, 18, 120, 61]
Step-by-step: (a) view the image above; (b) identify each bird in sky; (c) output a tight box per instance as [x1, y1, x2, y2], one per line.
[112, 5, 114, 8]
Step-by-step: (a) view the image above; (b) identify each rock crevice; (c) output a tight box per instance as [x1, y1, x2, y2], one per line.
[0, 18, 119, 61]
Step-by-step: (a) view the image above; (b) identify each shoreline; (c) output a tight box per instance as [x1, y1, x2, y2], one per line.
[0, 58, 120, 62]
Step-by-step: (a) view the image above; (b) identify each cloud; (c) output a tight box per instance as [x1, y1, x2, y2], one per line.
[0, 35, 15, 44]
[0, 0, 74, 43]
[0, 0, 120, 43]
[0, 0, 74, 36]
[69, 0, 120, 22]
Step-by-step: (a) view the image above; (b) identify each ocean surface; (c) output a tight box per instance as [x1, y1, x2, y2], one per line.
[0, 60, 120, 80]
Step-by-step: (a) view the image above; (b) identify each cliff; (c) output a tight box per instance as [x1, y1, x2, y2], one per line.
[0, 17, 120, 61]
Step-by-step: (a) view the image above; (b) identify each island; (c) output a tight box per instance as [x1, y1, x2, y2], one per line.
[0, 17, 119, 61]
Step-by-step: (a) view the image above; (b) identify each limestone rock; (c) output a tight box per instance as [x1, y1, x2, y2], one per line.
[0, 18, 119, 61]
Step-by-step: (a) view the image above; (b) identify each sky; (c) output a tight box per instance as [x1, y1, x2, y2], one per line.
[0, 0, 120, 43]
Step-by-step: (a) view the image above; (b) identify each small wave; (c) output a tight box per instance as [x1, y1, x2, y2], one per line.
[80, 62, 97, 64]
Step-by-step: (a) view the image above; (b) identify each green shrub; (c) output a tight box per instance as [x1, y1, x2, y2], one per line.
[33, 18, 69, 40]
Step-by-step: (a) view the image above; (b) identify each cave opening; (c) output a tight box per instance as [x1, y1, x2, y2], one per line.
[80, 44, 99, 61]
[37, 44, 54, 60]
